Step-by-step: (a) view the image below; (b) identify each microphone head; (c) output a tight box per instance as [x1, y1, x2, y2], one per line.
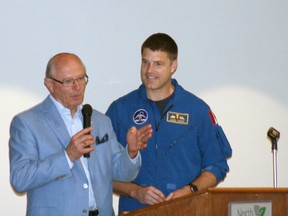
[267, 127, 280, 143]
[82, 104, 92, 116]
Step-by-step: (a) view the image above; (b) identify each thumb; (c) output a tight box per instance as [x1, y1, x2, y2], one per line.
[165, 192, 175, 201]
[128, 126, 137, 134]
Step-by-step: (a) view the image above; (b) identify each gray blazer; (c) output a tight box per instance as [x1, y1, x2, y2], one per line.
[9, 96, 140, 216]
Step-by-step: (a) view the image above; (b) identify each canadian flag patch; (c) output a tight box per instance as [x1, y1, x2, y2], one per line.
[208, 111, 218, 125]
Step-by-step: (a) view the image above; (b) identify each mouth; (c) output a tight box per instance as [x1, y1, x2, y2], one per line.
[146, 75, 156, 80]
[71, 93, 82, 100]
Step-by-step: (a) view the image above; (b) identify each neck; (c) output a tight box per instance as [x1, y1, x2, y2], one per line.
[67, 105, 78, 117]
[147, 85, 174, 102]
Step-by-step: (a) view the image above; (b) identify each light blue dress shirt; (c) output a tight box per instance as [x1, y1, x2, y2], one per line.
[50, 95, 97, 210]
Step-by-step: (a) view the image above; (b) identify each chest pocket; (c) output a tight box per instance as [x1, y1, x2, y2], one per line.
[165, 124, 200, 157]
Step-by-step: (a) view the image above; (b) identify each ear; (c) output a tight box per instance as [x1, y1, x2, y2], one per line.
[171, 59, 178, 75]
[44, 78, 53, 93]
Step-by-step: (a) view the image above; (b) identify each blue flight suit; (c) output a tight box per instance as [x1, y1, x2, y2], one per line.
[106, 79, 232, 212]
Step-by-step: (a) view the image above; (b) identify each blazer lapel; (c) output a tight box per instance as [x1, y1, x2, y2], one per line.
[87, 117, 99, 185]
[41, 96, 71, 149]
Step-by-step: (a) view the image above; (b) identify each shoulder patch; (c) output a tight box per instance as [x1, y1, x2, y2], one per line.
[167, 111, 189, 125]
[208, 111, 218, 125]
[133, 109, 148, 125]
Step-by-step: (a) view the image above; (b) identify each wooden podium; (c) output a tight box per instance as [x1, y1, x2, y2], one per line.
[122, 188, 288, 216]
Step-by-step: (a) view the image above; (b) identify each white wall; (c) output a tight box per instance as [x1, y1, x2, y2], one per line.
[1, 1, 287, 215]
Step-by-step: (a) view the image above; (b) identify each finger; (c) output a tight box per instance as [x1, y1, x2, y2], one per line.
[146, 188, 165, 201]
[140, 127, 153, 142]
[81, 140, 94, 147]
[77, 127, 94, 137]
[137, 124, 151, 134]
[165, 192, 175, 201]
[143, 124, 152, 130]
[153, 189, 166, 200]
[141, 134, 151, 144]
[80, 133, 95, 143]
[82, 142, 95, 152]
[138, 144, 146, 151]
[83, 127, 93, 133]
[138, 143, 147, 151]
[149, 193, 165, 204]
[128, 126, 137, 134]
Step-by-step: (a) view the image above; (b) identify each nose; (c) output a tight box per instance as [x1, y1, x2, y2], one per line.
[147, 63, 154, 73]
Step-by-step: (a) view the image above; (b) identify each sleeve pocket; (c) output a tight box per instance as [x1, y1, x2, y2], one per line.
[216, 126, 232, 158]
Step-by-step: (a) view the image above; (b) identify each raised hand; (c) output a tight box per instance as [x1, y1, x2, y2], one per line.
[126, 124, 153, 158]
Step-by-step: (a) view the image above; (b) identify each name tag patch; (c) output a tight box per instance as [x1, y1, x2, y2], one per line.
[166, 111, 189, 125]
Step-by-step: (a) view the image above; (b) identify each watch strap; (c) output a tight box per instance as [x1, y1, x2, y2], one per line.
[187, 182, 198, 192]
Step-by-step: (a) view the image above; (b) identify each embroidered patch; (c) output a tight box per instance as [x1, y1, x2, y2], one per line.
[133, 109, 148, 125]
[166, 111, 189, 125]
[208, 111, 218, 125]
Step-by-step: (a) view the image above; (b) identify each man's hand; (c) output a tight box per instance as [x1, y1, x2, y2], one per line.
[165, 186, 191, 201]
[126, 124, 152, 158]
[66, 127, 95, 161]
[166, 171, 217, 201]
[131, 185, 166, 205]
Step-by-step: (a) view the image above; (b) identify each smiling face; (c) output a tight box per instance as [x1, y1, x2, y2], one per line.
[141, 48, 178, 101]
[44, 53, 87, 116]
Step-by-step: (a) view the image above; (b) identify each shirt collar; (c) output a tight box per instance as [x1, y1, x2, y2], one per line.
[49, 95, 83, 117]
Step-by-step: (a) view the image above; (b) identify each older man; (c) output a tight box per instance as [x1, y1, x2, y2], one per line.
[9, 53, 152, 216]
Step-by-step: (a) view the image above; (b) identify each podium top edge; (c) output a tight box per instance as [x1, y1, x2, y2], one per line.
[208, 187, 288, 194]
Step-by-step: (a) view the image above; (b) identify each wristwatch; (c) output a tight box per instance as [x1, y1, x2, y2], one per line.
[187, 182, 198, 192]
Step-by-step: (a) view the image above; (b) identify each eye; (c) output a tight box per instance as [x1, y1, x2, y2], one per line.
[63, 79, 73, 85]
[78, 76, 85, 82]
[154, 62, 162, 66]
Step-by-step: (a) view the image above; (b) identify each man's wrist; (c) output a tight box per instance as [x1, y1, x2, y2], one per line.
[126, 145, 139, 161]
[129, 184, 140, 198]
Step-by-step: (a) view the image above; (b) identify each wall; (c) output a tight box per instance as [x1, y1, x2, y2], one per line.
[1, 1, 287, 215]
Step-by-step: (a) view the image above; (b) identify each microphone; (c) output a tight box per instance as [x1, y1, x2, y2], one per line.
[82, 104, 93, 158]
[267, 127, 280, 150]
[267, 127, 280, 188]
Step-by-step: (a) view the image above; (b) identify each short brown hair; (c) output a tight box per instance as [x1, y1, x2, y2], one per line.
[141, 33, 178, 61]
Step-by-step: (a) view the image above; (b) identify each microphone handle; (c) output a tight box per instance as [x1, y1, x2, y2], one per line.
[84, 148, 90, 158]
[83, 115, 91, 158]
